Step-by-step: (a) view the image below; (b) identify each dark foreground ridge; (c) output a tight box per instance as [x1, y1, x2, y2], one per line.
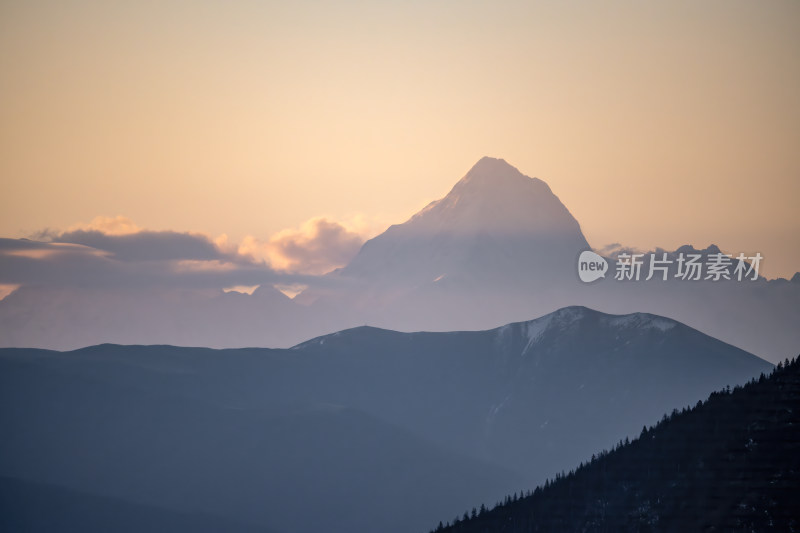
[432, 356, 800, 533]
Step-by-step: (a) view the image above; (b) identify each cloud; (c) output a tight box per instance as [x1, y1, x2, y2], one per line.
[240, 217, 366, 275]
[32, 215, 141, 240]
[69, 215, 142, 236]
[1, 215, 369, 291]
[26, 216, 237, 263]
[0, 237, 323, 290]
[52, 229, 233, 262]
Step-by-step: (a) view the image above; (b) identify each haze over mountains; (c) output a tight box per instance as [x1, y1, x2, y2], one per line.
[0, 157, 797, 363]
[0, 306, 773, 533]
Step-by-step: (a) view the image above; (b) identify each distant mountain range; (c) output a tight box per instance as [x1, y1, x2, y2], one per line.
[1, 157, 798, 363]
[323, 158, 800, 363]
[432, 355, 800, 533]
[0, 306, 772, 533]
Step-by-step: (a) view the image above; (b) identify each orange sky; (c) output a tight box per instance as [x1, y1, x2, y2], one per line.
[1, 1, 798, 278]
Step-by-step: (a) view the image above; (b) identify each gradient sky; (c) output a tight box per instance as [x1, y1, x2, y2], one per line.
[1, 0, 798, 277]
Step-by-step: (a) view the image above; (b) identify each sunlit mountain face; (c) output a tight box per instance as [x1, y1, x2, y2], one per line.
[340, 157, 589, 287]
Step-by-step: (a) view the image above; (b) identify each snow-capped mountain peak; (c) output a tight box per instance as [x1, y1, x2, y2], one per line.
[340, 157, 590, 285]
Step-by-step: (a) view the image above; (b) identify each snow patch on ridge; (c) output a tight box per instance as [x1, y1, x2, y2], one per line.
[524, 314, 553, 350]
[607, 313, 676, 332]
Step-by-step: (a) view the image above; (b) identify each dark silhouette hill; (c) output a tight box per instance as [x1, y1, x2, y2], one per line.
[432, 356, 800, 533]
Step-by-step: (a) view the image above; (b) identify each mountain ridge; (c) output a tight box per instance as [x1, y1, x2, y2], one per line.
[0, 305, 773, 533]
[2, 157, 797, 363]
[432, 356, 800, 533]
[339, 157, 589, 286]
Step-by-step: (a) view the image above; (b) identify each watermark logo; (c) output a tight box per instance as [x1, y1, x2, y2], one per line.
[577, 250, 763, 283]
[578, 251, 608, 283]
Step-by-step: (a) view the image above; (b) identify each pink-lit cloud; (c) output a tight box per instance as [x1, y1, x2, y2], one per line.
[239, 217, 365, 275]
[0, 215, 369, 292]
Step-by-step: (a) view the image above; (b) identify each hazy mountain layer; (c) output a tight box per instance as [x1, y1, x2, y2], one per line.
[0, 476, 274, 533]
[1, 157, 797, 363]
[0, 307, 772, 533]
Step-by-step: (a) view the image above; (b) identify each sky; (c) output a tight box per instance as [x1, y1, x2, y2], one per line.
[1, 0, 799, 278]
